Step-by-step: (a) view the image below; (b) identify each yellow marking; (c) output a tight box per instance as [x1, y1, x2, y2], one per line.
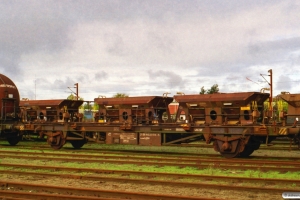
[252, 101, 258, 110]
[241, 106, 250, 110]
[279, 128, 287, 135]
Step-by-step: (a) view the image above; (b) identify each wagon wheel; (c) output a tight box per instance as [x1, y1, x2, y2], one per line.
[219, 150, 241, 158]
[47, 131, 66, 150]
[7, 134, 22, 146]
[70, 140, 86, 149]
[295, 135, 300, 149]
[240, 137, 260, 157]
[239, 146, 255, 157]
[214, 140, 241, 158]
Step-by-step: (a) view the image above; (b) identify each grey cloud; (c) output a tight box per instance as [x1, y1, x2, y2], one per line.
[148, 70, 182, 87]
[94, 71, 108, 80]
[43, 77, 76, 90]
[0, 1, 74, 78]
[294, 55, 300, 65]
[1, 0, 300, 99]
[276, 75, 294, 92]
[245, 37, 300, 68]
[147, 31, 176, 54]
[104, 33, 127, 56]
[248, 37, 300, 56]
[20, 77, 75, 100]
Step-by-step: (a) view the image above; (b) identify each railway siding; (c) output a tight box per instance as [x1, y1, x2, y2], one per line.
[0, 144, 299, 200]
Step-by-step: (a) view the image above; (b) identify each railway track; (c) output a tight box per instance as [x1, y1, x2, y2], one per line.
[0, 150, 299, 172]
[0, 166, 299, 190]
[0, 180, 209, 200]
[0, 163, 298, 200]
[0, 148, 296, 200]
[2, 142, 300, 162]
[1, 149, 300, 166]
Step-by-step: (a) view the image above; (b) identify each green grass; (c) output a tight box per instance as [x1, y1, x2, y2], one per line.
[1, 157, 300, 180]
[1, 139, 300, 181]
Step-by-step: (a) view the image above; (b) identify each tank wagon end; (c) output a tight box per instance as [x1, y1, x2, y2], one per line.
[0, 74, 23, 145]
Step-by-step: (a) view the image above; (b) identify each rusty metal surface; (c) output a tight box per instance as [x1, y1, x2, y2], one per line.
[95, 96, 173, 107]
[139, 133, 161, 146]
[20, 99, 65, 107]
[95, 96, 173, 125]
[20, 99, 84, 109]
[106, 132, 121, 144]
[279, 93, 300, 107]
[174, 92, 269, 106]
[0, 74, 20, 115]
[120, 132, 138, 144]
[278, 94, 300, 127]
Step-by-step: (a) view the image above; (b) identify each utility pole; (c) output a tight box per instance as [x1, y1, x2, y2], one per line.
[268, 69, 273, 111]
[74, 83, 78, 100]
[68, 83, 79, 100]
[34, 75, 37, 100]
[35, 78, 36, 100]
[260, 69, 273, 110]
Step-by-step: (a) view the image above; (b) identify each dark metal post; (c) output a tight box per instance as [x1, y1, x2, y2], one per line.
[74, 83, 78, 100]
[268, 69, 273, 111]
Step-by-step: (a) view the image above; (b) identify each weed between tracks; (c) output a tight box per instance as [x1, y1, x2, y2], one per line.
[1, 157, 300, 180]
[0, 162, 299, 188]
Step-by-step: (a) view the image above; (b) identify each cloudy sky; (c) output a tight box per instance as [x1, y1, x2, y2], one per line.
[1, 0, 300, 101]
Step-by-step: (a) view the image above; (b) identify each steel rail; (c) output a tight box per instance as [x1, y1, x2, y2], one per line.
[0, 163, 299, 186]
[0, 191, 117, 200]
[0, 150, 299, 167]
[2, 149, 300, 164]
[3, 143, 300, 160]
[0, 152, 299, 172]
[3, 140, 300, 151]
[0, 181, 215, 200]
[0, 169, 299, 193]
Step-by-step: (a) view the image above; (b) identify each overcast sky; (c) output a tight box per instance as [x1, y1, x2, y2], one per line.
[1, 0, 300, 101]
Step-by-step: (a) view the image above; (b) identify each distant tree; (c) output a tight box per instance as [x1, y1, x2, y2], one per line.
[67, 94, 84, 109]
[113, 93, 129, 98]
[67, 93, 76, 100]
[83, 103, 92, 110]
[200, 86, 206, 94]
[82, 102, 99, 110]
[93, 103, 99, 111]
[200, 84, 219, 94]
[67, 93, 84, 100]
